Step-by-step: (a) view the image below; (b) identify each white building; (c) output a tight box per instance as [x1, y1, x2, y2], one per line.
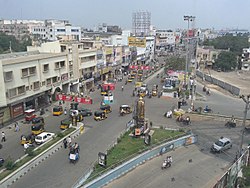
[155, 30, 176, 50]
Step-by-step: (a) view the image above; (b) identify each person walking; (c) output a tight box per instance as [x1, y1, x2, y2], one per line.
[14, 122, 20, 132]
[67, 136, 72, 148]
[63, 138, 67, 149]
[1, 132, 6, 142]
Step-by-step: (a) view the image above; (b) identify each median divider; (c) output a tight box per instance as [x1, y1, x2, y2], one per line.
[0, 124, 82, 188]
[82, 133, 197, 188]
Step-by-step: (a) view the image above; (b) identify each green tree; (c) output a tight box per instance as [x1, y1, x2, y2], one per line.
[214, 51, 237, 71]
[164, 56, 186, 71]
[0, 32, 32, 54]
[203, 35, 249, 54]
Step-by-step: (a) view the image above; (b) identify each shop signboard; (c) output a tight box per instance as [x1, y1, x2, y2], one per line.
[56, 94, 73, 101]
[61, 73, 69, 82]
[12, 103, 24, 118]
[129, 65, 150, 70]
[56, 94, 92, 104]
[74, 97, 93, 104]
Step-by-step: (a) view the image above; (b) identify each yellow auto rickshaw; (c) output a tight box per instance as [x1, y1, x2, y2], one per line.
[139, 90, 146, 97]
[100, 104, 112, 114]
[60, 118, 72, 130]
[53, 106, 63, 116]
[120, 105, 132, 116]
[138, 70, 143, 76]
[20, 134, 35, 145]
[31, 117, 45, 135]
[94, 111, 107, 121]
[152, 85, 158, 96]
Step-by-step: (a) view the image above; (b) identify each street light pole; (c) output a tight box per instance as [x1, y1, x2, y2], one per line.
[239, 95, 250, 157]
[183, 16, 195, 89]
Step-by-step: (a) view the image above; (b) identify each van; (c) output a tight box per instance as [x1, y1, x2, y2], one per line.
[35, 132, 55, 145]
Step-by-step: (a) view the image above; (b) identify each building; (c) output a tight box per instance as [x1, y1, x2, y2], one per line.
[241, 48, 250, 71]
[155, 30, 176, 51]
[196, 45, 229, 68]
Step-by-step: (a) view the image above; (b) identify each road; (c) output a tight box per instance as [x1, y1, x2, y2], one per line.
[3, 57, 250, 188]
[104, 145, 228, 188]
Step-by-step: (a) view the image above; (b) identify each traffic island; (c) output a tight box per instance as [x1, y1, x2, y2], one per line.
[80, 128, 188, 187]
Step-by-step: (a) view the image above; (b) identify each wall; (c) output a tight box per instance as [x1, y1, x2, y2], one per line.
[196, 70, 240, 95]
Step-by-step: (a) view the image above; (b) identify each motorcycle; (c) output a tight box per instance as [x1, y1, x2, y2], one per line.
[225, 121, 236, 128]
[181, 100, 188, 106]
[161, 159, 172, 169]
[176, 116, 191, 125]
[40, 108, 45, 115]
[203, 108, 213, 113]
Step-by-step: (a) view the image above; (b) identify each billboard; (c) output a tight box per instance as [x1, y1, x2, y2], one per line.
[128, 37, 146, 47]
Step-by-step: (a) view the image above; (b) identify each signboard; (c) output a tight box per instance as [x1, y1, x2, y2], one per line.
[128, 37, 146, 48]
[12, 103, 24, 118]
[56, 94, 92, 104]
[61, 73, 69, 82]
[98, 152, 107, 167]
[102, 83, 115, 91]
[129, 65, 150, 70]
[105, 48, 113, 55]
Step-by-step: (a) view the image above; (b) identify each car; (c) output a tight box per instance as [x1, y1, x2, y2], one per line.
[0, 157, 4, 166]
[140, 83, 148, 91]
[35, 132, 55, 145]
[79, 108, 93, 117]
[211, 137, 232, 153]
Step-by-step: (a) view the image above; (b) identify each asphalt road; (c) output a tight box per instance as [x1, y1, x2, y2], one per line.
[104, 145, 228, 188]
[3, 58, 250, 188]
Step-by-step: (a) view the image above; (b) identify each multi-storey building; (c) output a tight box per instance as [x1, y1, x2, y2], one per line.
[241, 48, 250, 71]
[155, 30, 176, 51]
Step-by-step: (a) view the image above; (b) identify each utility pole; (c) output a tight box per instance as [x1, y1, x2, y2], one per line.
[239, 95, 250, 157]
[183, 15, 195, 89]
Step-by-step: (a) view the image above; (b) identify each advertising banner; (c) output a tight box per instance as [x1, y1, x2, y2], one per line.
[128, 37, 146, 48]
[56, 94, 92, 104]
[129, 65, 150, 70]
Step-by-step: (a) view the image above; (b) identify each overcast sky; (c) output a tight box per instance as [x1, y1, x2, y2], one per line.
[0, 0, 249, 31]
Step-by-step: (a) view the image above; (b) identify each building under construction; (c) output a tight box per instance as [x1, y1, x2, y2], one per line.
[132, 11, 151, 37]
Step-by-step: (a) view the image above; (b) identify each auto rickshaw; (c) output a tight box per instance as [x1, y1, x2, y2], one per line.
[127, 76, 134, 83]
[25, 109, 36, 122]
[101, 88, 109, 95]
[131, 73, 136, 79]
[138, 90, 146, 97]
[138, 70, 143, 76]
[100, 104, 112, 114]
[94, 111, 107, 121]
[53, 106, 63, 116]
[120, 105, 132, 116]
[20, 134, 35, 145]
[31, 122, 45, 135]
[152, 85, 158, 96]
[60, 118, 72, 130]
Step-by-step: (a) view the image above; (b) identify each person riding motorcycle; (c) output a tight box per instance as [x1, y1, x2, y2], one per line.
[230, 115, 236, 124]
[122, 85, 124, 91]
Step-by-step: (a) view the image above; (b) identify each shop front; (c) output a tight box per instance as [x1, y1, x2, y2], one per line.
[0, 106, 11, 126]
[70, 79, 79, 94]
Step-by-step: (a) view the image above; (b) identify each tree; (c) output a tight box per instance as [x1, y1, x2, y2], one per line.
[214, 51, 237, 71]
[203, 35, 249, 55]
[164, 56, 186, 71]
[0, 32, 32, 54]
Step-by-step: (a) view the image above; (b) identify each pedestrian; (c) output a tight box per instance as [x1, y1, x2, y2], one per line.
[67, 136, 72, 148]
[14, 121, 20, 132]
[1, 132, 6, 142]
[63, 138, 67, 149]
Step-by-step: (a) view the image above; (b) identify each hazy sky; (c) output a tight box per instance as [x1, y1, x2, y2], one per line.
[0, 0, 249, 30]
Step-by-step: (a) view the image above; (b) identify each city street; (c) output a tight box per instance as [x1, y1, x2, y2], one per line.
[2, 59, 250, 188]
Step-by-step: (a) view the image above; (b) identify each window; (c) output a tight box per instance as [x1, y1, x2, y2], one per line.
[33, 81, 40, 90]
[21, 68, 29, 77]
[26, 86, 29, 91]
[52, 76, 58, 83]
[18, 85, 25, 94]
[4, 71, 13, 82]
[60, 61, 65, 68]
[42, 81, 45, 86]
[46, 78, 52, 86]
[8, 88, 17, 98]
[43, 64, 49, 72]
[29, 67, 36, 75]
[55, 62, 60, 69]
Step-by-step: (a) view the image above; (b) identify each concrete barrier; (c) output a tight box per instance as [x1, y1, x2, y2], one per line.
[0, 125, 82, 188]
[82, 134, 197, 188]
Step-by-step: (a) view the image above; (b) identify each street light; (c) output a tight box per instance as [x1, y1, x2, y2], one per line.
[183, 15, 195, 87]
[238, 94, 250, 157]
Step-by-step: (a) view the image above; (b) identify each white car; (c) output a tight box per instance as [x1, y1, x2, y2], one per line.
[211, 137, 232, 153]
[140, 84, 148, 91]
[35, 132, 55, 145]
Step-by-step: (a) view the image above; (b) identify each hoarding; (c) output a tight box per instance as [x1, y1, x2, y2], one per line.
[128, 37, 146, 47]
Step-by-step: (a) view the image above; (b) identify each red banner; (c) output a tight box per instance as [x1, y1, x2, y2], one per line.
[102, 83, 115, 91]
[129, 65, 150, 70]
[56, 94, 92, 104]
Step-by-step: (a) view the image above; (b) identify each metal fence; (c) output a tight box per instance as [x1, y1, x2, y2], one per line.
[196, 70, 240, 96]
[213, 146, 250, 188]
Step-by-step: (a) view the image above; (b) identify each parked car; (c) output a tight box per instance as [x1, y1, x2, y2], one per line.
[35, 132, 55, 145]
[78, 108, 93, 117]
[0, 157, 4, 166]
[211, 137, 232, 153]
